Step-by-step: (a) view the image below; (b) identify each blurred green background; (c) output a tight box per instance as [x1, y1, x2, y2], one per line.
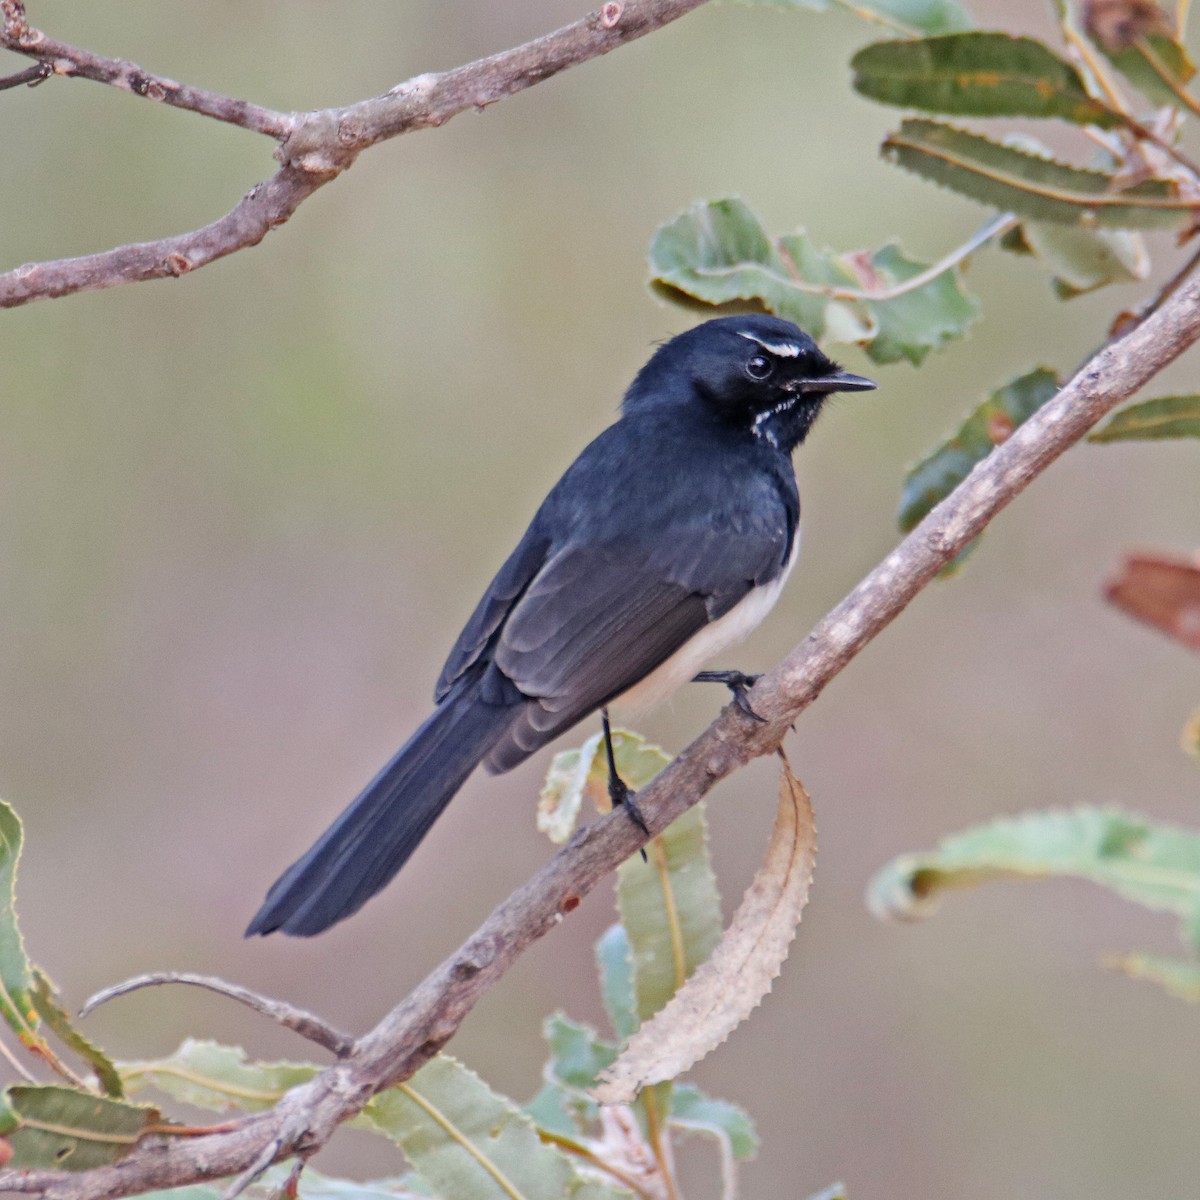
[3, 2, 1199, 1196]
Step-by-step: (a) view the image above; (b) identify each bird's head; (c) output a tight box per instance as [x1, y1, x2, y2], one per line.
[625, 314, 876, 452]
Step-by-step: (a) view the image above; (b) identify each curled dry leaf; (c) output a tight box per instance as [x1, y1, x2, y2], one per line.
[593, 758, 816, 1104]
[1104, 552, 1200, 652]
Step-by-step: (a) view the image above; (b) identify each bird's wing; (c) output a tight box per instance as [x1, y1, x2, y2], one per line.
[483, 507, 791, 772]
[434, 526, 550, 703]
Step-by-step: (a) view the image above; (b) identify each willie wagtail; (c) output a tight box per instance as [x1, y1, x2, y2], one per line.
[247, 315, 875, 936]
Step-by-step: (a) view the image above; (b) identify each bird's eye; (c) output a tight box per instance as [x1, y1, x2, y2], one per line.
[746, 354, 774, 380]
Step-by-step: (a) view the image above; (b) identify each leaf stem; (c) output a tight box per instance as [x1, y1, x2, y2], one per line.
[0, 1034, 37, 1084]
[776, 212, 1017, 303]
[537, 1130, 658, 1200]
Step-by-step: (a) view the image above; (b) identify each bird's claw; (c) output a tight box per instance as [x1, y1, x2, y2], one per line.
[693, 670, 766, 722]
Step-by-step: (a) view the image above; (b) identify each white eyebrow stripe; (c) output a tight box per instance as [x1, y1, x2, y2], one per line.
[735, 330, 801, 357]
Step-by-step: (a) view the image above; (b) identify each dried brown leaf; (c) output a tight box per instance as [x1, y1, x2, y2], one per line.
[593, 757, 817, 1104]
[1105, 552, 1200, 652]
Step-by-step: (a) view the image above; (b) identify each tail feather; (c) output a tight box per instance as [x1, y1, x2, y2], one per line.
[246, 683, 516, 937]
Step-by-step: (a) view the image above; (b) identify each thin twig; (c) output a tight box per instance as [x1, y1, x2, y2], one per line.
[219, 1139, 284, 1200]
[0, 60, 47, 90]
[0, 1034, 37, 1085]
[80, 974, 353, 1058]
[2, 246, 1197, 1200]
[0, 0, 711, 309]
[0, 26, 292, 137]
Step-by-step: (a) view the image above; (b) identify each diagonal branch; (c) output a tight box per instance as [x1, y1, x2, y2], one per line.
[1, 255, 1197, 1200]
[0, 0, 710, 309]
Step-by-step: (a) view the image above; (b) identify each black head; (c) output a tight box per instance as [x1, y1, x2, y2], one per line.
[624, 314, 876, 453]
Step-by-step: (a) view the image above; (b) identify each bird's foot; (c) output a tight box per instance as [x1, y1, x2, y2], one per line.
[693, 669, 766, 722]
[601, 706, 649, 861]
[608, 773, 651, 840]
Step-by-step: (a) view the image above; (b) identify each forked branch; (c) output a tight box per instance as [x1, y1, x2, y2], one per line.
[1, 245, 1197, 1200]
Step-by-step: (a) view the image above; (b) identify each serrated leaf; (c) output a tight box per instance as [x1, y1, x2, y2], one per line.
[4, 1085, 159, 1171]
[733, 0, 973, 35]
[544, 1015, 618, 1091]
[649, 198, 847, 339]
[1088, 394, 1200, 441]
[366, 1055, 629, 1200]
[650, 198, 978, 363]
[899, 368, 1059, 573]
[595, 924, 638, 1041]
[31, 971, 123, 1098]
[1108, 952, 1200, 1001]
[859, 241, 979, 364]
[868, 806, 1200, 951]
[1103, 553, 1200, 652]
[597, 762, 816, 1102]
[528, 1015, 619, 1138]
[118, 1039, 318, 1113]
[882, 118, 1193, 227]
[668, 1084, 759, 1160]
[0, 802, 38, 1044]
[852, 34, 1120, 125]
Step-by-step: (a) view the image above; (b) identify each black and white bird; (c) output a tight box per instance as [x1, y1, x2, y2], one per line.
[247, 314, 875, 937]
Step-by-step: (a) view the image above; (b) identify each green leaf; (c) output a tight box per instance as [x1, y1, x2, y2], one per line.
[31, 971, 123, 1098]
[539, 732, 606, 844]
[543, 1014, 617, 1091]
[649, 198, 979, 363]
[1087, 395, 1200, 442]
[869, 807, 1200, 951]
[603, 740, 722, 1022]
[1105, 34, 1197, 109]
[365, 1055, 629, 1200]
[733, 0, 973, 35]
[1109, 953, 1200, 1002]
[0, 801, 38, 1045]
[882, 119, 1192, 228]
[1004, 219, 1148, 298]
[595, 924, 638, 1041]
[649, 197, 848, 340]
[898, 368, 1059, 573]
[807, 1187, 849, 1200]
[852, 34, 1120, 125]
[118, 1039, 318, 1113]
[526, 1015, 618, 1138]
[860, 241, 979, 364]
[668, 1084, 759, 1160]
[5, 1085, 159, 1171]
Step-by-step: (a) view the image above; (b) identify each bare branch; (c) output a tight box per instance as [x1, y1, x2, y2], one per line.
[80, 974, 353, 1059]
[1, 258, 1197, 1200]
[0, 0, 711, 309]
[0, 24, 292, 136]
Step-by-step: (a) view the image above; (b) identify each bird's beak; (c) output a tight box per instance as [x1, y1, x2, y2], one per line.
[789, 370, 878, 395]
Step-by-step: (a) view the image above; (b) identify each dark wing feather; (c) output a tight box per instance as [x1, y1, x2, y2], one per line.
[434, 528, 549, 703]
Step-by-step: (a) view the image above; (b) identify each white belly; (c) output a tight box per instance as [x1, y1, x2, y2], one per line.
[613, 529, 800, 715]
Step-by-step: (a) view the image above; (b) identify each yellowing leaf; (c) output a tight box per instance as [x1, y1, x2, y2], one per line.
[594, 761, 817, 1103]
[852, 34, 1120, 126]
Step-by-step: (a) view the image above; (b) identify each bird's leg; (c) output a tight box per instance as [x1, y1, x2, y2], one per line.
[693, 669, 766, 722]
[602, 708, 649, 860]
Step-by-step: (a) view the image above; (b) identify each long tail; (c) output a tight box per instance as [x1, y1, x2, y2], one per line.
[246, 682, 517, 937]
